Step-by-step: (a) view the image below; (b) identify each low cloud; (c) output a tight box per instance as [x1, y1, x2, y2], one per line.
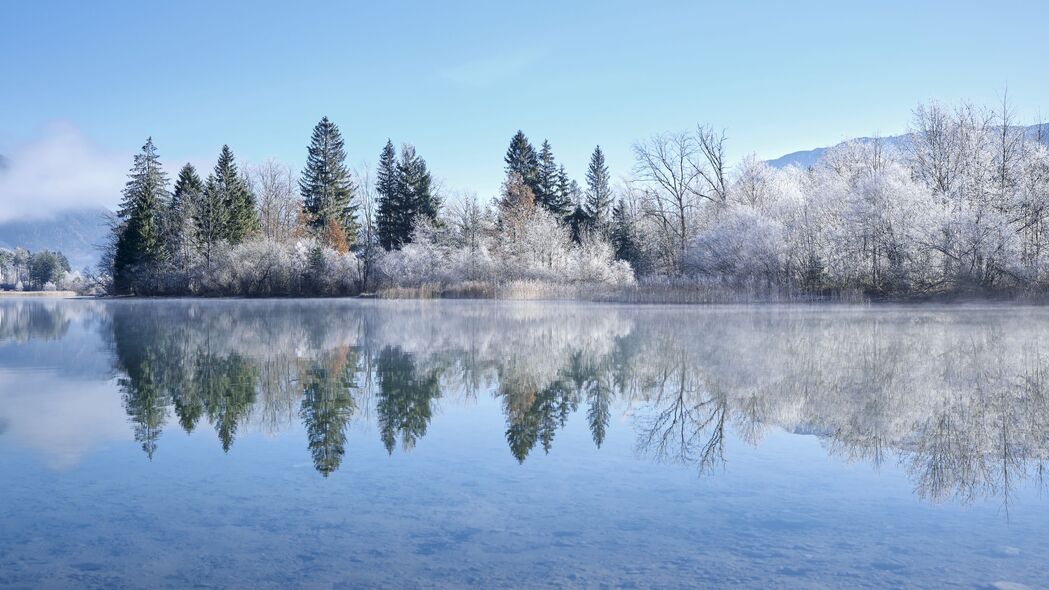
[0, 122, 129, 222]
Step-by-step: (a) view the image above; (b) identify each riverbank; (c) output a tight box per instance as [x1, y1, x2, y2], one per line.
[0, 291, 79, 298]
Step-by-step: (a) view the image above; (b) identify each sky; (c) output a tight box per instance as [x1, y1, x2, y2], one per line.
[1, 0, 1048, 220]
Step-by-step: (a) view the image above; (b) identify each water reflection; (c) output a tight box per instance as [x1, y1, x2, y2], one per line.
[4, 299, 1049, 504]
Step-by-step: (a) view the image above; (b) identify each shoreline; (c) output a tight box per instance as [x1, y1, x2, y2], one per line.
[0, 291, 79, 298]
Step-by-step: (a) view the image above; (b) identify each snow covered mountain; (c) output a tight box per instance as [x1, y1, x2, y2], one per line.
[0, 207, 110, 271]
[767, 123, 1049, 169]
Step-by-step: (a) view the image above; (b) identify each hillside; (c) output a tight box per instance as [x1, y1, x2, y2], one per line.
[0, 207, 110, 271]
[767, 123, 1049, 169]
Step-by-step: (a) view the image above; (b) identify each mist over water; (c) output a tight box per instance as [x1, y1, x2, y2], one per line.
[1, 299, 1047, 588]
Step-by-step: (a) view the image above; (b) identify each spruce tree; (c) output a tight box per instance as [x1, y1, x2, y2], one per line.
[196, 173, 229, 269]
[536, 140, 569, 217]
[168, 163, 203, 269]
[584, 146, 613, 231]
[504, 130, 540, 197]
[375, 140, 403, 250]
[554, 164, 588, 242]
[112, 138, 169, 294]
[398, 144, 439, 225]
[610, 199, 643, 270]
[211, 145, 259, 244]
[300, 117, 358, 249]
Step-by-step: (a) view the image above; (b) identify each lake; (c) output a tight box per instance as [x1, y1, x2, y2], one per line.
[0, 298, 1047, 589]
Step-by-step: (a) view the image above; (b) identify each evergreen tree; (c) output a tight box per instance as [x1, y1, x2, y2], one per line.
[299, 117, 358, 249]
[376, 142, 439, 249]
[375, 139, 404, 250]
[196, 172, 229, 269]
[200, 353, 257, 453]
[112, 307, 171, 459]
[112, 138, 169, 294]
[300, 352, 358, 476]
[504, 130, 540, 196]
[610, 199, 644, 271]
[398, 143, 439, 222]
[168, 163, 203, 269]
[376, 346, 440, 454]
[535, 140, 569, 217]
[554, 165, 589, 242]
[584, 146, 613, 232]
[211, 145, 259, 244]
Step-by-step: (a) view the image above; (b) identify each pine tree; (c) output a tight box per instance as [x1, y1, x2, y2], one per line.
[112, 138, 169, 294]
[504, 130, 540, 197]
[535, 140, 569, 217]
[211, 145, 259, 244]
[584, 146, 613, 232]
[300, 117, 358, 249]
[375, 140, 404, 250]
[168, 163, 203, 270]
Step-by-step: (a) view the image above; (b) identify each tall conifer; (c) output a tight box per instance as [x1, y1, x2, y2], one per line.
[584, 145, 613, 231]
[211, 145, 259, 244]
[168, 163, 203, 268]
[112, 138, 169, 294]
[376, 140, 403, 250]
[300, 117, 357, 249]
[504, 131, 540, 197]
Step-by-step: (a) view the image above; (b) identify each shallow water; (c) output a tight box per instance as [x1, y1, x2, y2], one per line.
[1, 298, 1047, 589]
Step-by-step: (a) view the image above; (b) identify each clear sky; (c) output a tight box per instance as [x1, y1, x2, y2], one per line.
[1, 0, 1047, 218]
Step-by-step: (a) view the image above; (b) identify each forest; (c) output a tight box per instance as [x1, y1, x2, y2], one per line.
[105, 98, 1049, 299]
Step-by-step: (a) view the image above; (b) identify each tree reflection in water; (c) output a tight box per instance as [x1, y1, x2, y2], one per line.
[12, 299, 1049, 504]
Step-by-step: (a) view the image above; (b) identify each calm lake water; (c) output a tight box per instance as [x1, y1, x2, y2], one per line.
[1, 298, 1047, 589]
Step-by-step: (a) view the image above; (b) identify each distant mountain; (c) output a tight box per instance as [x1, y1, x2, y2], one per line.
[0, 207, 110, 271]
[767, 123, 1049, 169]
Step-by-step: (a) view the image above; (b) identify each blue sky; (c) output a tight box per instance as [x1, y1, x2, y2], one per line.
[1, 0, 1047, 216]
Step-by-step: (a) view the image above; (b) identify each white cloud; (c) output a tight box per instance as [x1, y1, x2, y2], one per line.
[0, 122, 130, 222]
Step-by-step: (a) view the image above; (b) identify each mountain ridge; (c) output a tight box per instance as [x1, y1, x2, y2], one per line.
[767, 123, 1049, 169]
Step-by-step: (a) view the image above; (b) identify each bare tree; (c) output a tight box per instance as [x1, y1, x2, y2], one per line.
[631, 132, 704, 273]
[354, 163, 379, 291]
[909, 101, 964, 198]
[248, 159, 300, 242]
[696, 124, 730, 211]
[446, 191, 490, 252]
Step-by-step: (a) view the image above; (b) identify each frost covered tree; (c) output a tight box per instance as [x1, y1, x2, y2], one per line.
[505, 130, 540, 197]
[196, 172, 229, 270]
[112, 138, 169, 294]
[498, 171, 537, 238]
[300, 116, 357, 250]
[167, 163, 203, 272]
[250, 159, 301, 243]
[631, 132, 704, 274]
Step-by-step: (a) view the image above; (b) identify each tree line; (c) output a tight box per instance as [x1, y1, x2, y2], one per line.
[0, 248, 73, 291]
[106, 116, 632, 296]
[106, 96, 1049, 298]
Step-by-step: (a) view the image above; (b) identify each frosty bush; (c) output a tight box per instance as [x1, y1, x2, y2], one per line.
[378, 211, 634, 291]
